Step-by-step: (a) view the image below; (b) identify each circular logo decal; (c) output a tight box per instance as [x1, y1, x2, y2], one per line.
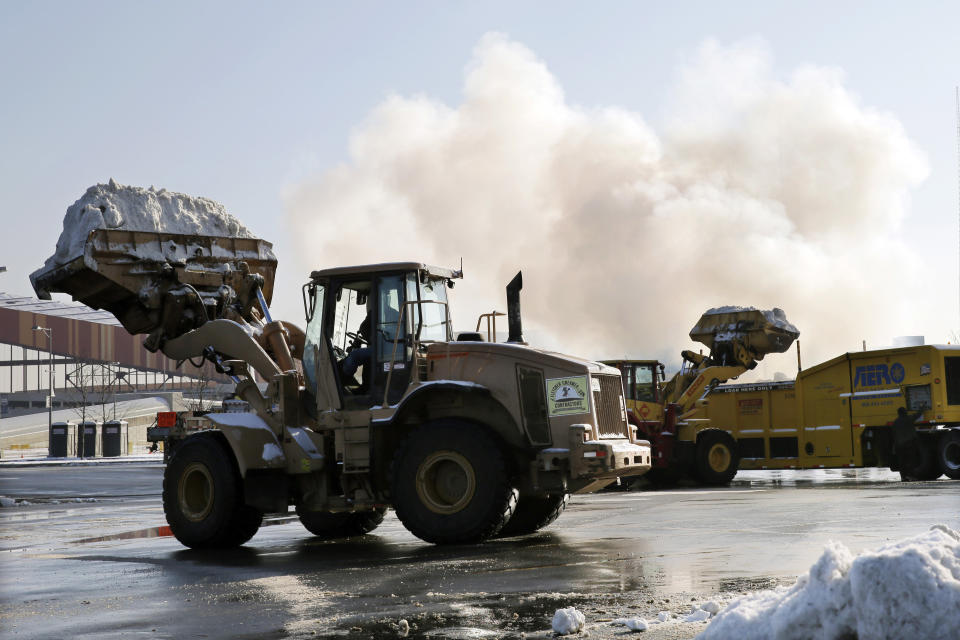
[890, 362, 905, 384]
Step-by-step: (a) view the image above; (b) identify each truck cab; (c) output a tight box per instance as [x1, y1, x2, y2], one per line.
[603, 359, 666, 423]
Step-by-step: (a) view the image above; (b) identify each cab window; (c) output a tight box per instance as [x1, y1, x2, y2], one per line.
[332, 281, 370, 355]
[406, 275, 451, 343]
[302, 283, 326, 393]
[377, 275, 407, 364]
[633, 364, 657, 402]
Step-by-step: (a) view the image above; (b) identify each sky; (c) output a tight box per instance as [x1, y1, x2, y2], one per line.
[1, 1, 958, 377]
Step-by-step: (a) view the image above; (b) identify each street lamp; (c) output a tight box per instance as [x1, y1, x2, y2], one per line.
[31, 326, 54, 438]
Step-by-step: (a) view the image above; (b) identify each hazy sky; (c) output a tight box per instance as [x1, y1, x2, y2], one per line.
[2, 1, 958, 373]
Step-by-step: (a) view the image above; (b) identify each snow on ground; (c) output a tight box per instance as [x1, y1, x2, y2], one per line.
[612, 616, 648, 631]
[541, 525, 958, 638]
[37, 179, 257, 271]
[552, 608, 585, 635]
[0, 454, 162, 467]
[698, 524, 960, 640]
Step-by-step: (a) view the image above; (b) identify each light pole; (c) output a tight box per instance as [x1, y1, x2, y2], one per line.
[31, 326, 54, 437]
[109, 362, 122, 420]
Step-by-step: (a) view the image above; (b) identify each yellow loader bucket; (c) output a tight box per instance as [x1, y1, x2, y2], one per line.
[689, 307, 799, 365]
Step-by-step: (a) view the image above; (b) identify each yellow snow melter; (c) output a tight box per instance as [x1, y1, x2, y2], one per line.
[692, 344, 960, 481]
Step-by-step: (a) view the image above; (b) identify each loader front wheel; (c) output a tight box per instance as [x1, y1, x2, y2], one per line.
[163, 433, 257, 548]
[937, 430, 960, 480]
[391, 420, 518, 544]
[496, 493, 568, 537]
[296, 507, 387, 539]
[694, 430, 739, 485]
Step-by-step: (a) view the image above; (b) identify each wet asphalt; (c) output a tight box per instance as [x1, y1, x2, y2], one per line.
[0, 465, 957, 639]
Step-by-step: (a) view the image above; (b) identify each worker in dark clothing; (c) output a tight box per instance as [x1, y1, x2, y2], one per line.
[892, 406, 923, 474]
[341, 315, 371, 379]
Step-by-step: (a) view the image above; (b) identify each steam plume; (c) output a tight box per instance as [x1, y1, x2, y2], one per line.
[284, 34, 932, 373]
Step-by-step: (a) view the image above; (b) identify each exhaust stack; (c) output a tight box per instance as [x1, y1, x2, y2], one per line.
[506, 271, 525, 344]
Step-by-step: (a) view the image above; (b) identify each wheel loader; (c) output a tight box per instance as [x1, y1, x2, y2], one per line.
[604, 307, 800, 485]
[31, 227, 651, 547]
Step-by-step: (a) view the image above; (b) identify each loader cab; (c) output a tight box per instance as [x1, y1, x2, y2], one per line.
[302, 263, 457, 410]
[604, 360, 664, 403]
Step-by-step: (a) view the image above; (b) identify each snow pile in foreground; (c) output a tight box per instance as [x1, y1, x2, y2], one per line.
[40, 179, 256, 270]
[699, 524, 960, 640]
[551, 607, 585, 635]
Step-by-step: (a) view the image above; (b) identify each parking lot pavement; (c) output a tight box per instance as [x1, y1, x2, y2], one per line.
[0, 466, 957, 639]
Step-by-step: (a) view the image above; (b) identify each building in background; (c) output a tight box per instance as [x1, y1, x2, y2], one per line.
[0, 292, 228, 418]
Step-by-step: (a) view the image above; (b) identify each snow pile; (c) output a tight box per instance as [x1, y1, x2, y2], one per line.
[685, 607, 711, 622]
[611, 603, 720, 633]
[699, 525, 960, 640]
[612, 617, 648, 631]
[261, 443, 283, 462]
[702, 306, 799, 335]
[39, 179, 256, 270]
[551, 607, 585, 635]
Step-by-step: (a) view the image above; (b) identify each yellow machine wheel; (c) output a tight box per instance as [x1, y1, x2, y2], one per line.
[694, 430, 740, 485]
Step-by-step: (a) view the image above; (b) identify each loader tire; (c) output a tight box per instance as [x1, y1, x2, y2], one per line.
[938, 430, 960, 480]
[899, 434, 942, 481]
[297, 506, 387, 539]
[496, 493, 568, 537]
[222, 505, 264, 547]
[694, 430, 739, 485]
[163, 433, 260, 549]
[391, 420, 518, 544]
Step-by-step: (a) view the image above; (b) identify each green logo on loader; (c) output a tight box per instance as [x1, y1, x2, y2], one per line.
[546, 376, 590, 417]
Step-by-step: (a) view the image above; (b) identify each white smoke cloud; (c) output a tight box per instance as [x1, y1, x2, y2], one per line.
[283, 33, 932, 374]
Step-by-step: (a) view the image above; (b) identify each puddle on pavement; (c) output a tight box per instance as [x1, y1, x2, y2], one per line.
[322, 588, 727, 639]
[329, 592, 629, 638]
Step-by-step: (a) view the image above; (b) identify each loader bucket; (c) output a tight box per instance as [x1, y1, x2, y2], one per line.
[689, 307, 799, 363]
[30, 228, 277, 345]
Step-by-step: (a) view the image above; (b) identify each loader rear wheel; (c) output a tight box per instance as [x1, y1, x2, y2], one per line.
[296, 506, 387, 539]
[162, 433, 260, 548]
[496, 494, 568, 537]
[900, 434, 943, 481]
[391, 420, 518, 544]
[694, 430, 739, 485]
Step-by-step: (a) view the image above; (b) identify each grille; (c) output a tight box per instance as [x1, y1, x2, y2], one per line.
[593, 374, 629, 438]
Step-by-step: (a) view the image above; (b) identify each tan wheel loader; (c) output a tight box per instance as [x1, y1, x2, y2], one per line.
[32, 228, 651, 547]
